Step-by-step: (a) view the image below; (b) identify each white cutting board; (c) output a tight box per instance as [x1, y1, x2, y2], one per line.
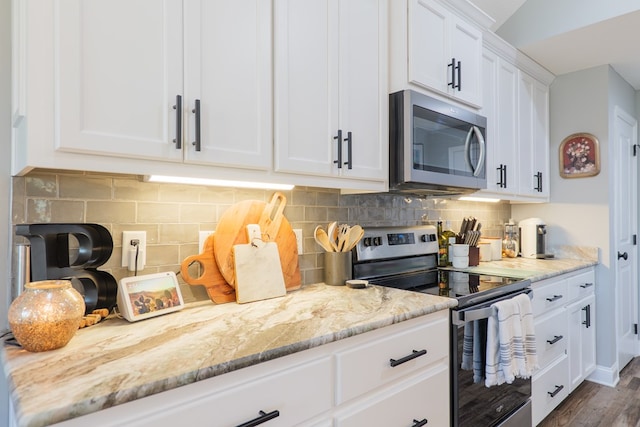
[233, 241, 286, 304]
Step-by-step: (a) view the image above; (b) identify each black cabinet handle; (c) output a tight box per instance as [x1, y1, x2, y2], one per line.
[582, 304, 591, 328]
[344, 131, 352, 170]
[412, 418, 428, 427]
[192, 99, 201, 152]
[333, 129, 343, 169]
[546, 294, 563, 302]
[580, 282, 594, 289]
[618, 251, 628, 260]
[173, 94, 182, 150]
[534, 172, 543, 192]
[548, 384, 564, 398]
[496, 164, 508, 188]
[235, 410, 280, 427]
[390, 349, 427, 367]
[503, 164, 508, 188]
[456, 60, 461, 91]
[448, 58, 456, 89]
[546, 335, 563, 345]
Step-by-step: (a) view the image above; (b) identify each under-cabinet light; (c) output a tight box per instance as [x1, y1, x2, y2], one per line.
[144, 175, 295, 191]
[458, 196, 501, 203]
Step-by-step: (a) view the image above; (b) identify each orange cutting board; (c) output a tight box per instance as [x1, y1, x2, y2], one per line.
[213, 192, 301, 290]
[180, 233, 236, 304]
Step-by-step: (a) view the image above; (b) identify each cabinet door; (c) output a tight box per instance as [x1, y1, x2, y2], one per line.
[274, 0, 338, 176]
[449, 15, 482, 106]
[56, 0, 183, 161]
[408, 0, 449, 92]
[518, 71, 549, 199]
[184, 0, 272, 170]
[274, 0, 386, 181]
[337, 0, 387, 180]
[495, 59, 518, 193]
[479, 49, 499, 193]
[568, 294, 596, 391]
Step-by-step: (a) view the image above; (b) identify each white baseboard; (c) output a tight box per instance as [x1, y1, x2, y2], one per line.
[586, 364, 619, 388]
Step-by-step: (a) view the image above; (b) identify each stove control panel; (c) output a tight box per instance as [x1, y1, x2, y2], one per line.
[354, 225, 438, 262]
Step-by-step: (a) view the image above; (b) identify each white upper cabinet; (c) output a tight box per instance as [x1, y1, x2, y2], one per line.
[481, 49, 518, 194]
[273, 0, 387, 182]
[55, 0, 271, 170]
[183, 0, 272, 170]
[403, 0, 483, 107]
[56, 0, 184, 162]
[518, 71, 550, 199]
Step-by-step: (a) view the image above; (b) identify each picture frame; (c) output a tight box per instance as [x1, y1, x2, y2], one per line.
[117, 271, 185, 322]
[559, 133, 600, 178]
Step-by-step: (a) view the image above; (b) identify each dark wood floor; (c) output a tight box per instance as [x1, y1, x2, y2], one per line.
[539, 357, 640, 426]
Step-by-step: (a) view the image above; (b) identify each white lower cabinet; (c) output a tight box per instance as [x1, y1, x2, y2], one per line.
[531, 267, 596, 426]
[51, 310, 450, 427]
[334, 365, 449, 427]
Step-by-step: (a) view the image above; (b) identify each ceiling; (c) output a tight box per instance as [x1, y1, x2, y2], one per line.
[471, 0, 640, 90]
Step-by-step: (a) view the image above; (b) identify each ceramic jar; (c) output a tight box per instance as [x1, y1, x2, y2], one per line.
[8, 280, 85, 352]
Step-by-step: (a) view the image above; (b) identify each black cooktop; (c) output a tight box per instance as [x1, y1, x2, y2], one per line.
[367, 269, 528, 309]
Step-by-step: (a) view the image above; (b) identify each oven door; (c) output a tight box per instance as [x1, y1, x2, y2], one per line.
[451, 290, 532, 427]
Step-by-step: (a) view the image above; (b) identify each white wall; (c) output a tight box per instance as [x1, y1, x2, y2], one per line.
[513, 64, 636, 373]
[0, 0, 12, 423]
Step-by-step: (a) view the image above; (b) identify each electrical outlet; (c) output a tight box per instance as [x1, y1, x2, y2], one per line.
[121, 231, 147, 270]
[293, 229, 303, 254]
[199, 231, 214, 253]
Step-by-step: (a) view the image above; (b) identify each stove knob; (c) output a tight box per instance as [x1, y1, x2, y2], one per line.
[420, 234, 427, 242]
[363, 237, 373, 247]
[373, 236, 382, 246]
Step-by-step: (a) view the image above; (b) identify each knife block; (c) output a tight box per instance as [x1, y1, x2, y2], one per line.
[468, 246, 480, 266]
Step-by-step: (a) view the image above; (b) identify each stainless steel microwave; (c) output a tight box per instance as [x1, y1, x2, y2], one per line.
[389, 90, 487, 195]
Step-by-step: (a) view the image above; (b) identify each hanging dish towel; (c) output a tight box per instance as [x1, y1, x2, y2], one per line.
[462, 320, 487, 383]
[485, 293, 538, 387]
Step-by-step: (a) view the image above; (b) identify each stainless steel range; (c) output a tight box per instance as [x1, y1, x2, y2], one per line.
[352, 225, 533, 427]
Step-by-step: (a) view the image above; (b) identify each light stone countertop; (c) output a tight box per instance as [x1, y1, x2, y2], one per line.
[2, 282, 456, 427]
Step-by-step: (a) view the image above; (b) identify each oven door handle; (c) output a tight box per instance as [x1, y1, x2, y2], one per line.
[452, 289, 533, 326]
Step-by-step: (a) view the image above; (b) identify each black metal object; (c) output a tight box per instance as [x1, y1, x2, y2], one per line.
[15, 223, 117, 314]
[173, 94, 182, 149]
[547, 385, 564, 398]
[192, 99, 201, 152]
[389, 349, 427, 367]
[497, 164, 507, 188]
[546, 335, 563, 345]
[582, 304, 591, 328]
[333, 129, 343, 168]
[545, 294, 563, 302]
[618, 251, 628, 260]
[534, 172, 543, 192]
[412, 418, 428, 427]
[344, 131, 353, 169]
[235, 410, 280, 427]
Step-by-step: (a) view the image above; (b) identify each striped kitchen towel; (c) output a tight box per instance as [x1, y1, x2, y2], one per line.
[485, 293, 538, 387]
[462, 320, 487, 383]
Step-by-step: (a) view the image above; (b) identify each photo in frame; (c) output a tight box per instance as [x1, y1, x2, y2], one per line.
[559, 133, 600, 178]
[117, 271, 184, 322]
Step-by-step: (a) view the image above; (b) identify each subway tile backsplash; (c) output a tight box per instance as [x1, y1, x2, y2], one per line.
[12, 170, 511, 303]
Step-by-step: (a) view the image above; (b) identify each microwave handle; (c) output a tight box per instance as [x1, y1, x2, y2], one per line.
[464, 126, 486, 177]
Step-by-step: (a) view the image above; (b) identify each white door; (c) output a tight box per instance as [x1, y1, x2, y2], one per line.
[183, 0, 272, 170]
[274, 0, 337, 176]
[449, 15, 482, 107]
[56, 0, 183, 161]
[495, 59, 518, 193]
[613, 106, 639, 371]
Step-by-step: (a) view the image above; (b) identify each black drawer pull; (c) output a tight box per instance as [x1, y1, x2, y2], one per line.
[412, 418, 428, 427]
[236, 410, 280, 427]
[546, 335, 563, 345]
[333, 129, 343, 169]
[580, 282, 594, 289]
[192, 99, 201, 152]
[173, 94, 182, 149]
[546, 294, 563, 302]
[548, 384, 564, 398]
[390, 349, 427, 367]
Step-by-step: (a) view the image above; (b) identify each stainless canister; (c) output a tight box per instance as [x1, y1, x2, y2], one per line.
[324, 251, 352, 286]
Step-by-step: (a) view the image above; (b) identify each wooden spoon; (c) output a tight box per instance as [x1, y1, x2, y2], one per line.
[327, 221, 339, 252]
[314, 225, 334, 252]
[336, 224, 350, 252]
[344, 225, 364, 252]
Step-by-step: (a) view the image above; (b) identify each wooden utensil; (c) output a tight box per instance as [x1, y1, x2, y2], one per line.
[336, 224, 350, 252]
[233, 235, 286, 304]
[180, 233, 236, 304]
[314, 225, 334, 252]
[327, 221, 339, 252]
[344, 225, 364, 252]
[213, 192, 301, 290]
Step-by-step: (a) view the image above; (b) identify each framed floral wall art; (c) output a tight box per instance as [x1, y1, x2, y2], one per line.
[559, 133, 600, 178]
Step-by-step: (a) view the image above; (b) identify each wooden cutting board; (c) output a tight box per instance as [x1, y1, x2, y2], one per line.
[180, 233, 236, 304]
[214, 192, 301, 290]
[233, 241, 286, 304]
